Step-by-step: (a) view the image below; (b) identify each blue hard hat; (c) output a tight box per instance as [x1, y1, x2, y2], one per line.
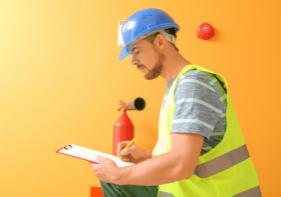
[119, 8, 180, 60]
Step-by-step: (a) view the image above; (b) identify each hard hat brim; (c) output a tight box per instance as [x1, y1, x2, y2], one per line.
[119, 46, 130, 60]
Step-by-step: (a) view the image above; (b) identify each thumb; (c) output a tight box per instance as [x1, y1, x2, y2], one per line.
[121, 147, 133, 155]
[96, 156, 105, 163]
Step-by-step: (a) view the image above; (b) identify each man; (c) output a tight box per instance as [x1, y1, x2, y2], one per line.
[89, 8, 261, 197]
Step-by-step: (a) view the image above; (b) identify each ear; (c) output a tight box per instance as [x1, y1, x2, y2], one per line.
[153, 34, 167, 50]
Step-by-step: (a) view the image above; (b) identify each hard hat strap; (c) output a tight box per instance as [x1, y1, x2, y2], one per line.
[128, 27, 177, 48]
[146, 27, 177, 46]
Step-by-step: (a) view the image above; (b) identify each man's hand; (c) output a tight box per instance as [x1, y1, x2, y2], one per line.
[107, 133, 204, 186]
[117, 141, 152, 163]
[88, 156, 120, 183]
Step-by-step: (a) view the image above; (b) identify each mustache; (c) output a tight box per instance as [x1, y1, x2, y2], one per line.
[137, 64, 145, 69]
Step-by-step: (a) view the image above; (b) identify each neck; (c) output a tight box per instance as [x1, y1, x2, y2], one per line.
[160, 49, 191, 82]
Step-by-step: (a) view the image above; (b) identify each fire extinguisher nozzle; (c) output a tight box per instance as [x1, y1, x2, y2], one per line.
[123, 97, 146, 111]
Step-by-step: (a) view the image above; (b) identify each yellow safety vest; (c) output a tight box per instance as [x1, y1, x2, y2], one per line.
[152, 64, 261, 197]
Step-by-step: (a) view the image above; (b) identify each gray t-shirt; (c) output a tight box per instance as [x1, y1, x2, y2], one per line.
[161, 69, 227, 156]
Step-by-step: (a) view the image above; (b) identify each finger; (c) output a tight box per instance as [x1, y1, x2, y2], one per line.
[120, 147, 134, 156]
[97, 156, 115, 165]
[120, 155, 128, 161]
[117, 141, 130, 155]
[88, 161, 98, 165]
[96, 156, 105, 163]
[124, 157, 130, 162]
[88, 161, 98, 170]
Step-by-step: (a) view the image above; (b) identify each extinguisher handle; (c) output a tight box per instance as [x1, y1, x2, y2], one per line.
[117, 100, 126, 111]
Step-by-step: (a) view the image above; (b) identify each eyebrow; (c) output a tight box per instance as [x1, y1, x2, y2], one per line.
[130, 47, 140, 54]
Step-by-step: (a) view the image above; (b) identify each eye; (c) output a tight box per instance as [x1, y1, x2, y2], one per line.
[135, 51, 140, 55]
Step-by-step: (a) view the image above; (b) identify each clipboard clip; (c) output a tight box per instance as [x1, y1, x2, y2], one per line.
[61, 144, 73, 150]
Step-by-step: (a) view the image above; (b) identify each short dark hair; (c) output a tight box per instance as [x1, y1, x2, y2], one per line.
[144, 27, 179, 51]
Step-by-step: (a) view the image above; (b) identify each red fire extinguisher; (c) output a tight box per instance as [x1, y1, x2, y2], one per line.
[113, 97, 146, 156]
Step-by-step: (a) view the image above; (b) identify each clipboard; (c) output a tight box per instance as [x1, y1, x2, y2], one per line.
[56, 144, 135, 168]
[56, 144, 98, 164]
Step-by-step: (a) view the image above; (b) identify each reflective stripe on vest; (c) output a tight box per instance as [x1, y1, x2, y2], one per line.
[159, 191, 175, 197]
[194, 144, 250, 178]
[233, 186, 262, 197]
[159, 186, 261, 197]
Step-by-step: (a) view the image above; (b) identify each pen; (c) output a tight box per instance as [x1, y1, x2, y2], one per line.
[116, 137, 137, 158]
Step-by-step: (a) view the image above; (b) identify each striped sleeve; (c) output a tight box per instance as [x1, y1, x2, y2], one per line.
[170, 70, 226, 139]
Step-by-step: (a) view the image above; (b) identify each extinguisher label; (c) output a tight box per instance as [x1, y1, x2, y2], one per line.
[118, 20, 126, 47]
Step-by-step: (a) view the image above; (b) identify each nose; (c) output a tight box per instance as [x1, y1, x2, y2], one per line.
[131, 55, 140, 66]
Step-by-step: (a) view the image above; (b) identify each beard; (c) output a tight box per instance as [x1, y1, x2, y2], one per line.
[140, 52, 165, 80]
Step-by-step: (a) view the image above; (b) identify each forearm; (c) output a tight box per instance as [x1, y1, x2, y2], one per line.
[115, 151, 189, 186]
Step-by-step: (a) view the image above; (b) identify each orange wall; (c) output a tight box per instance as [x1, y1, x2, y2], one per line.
[0, 0, 280, 196]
